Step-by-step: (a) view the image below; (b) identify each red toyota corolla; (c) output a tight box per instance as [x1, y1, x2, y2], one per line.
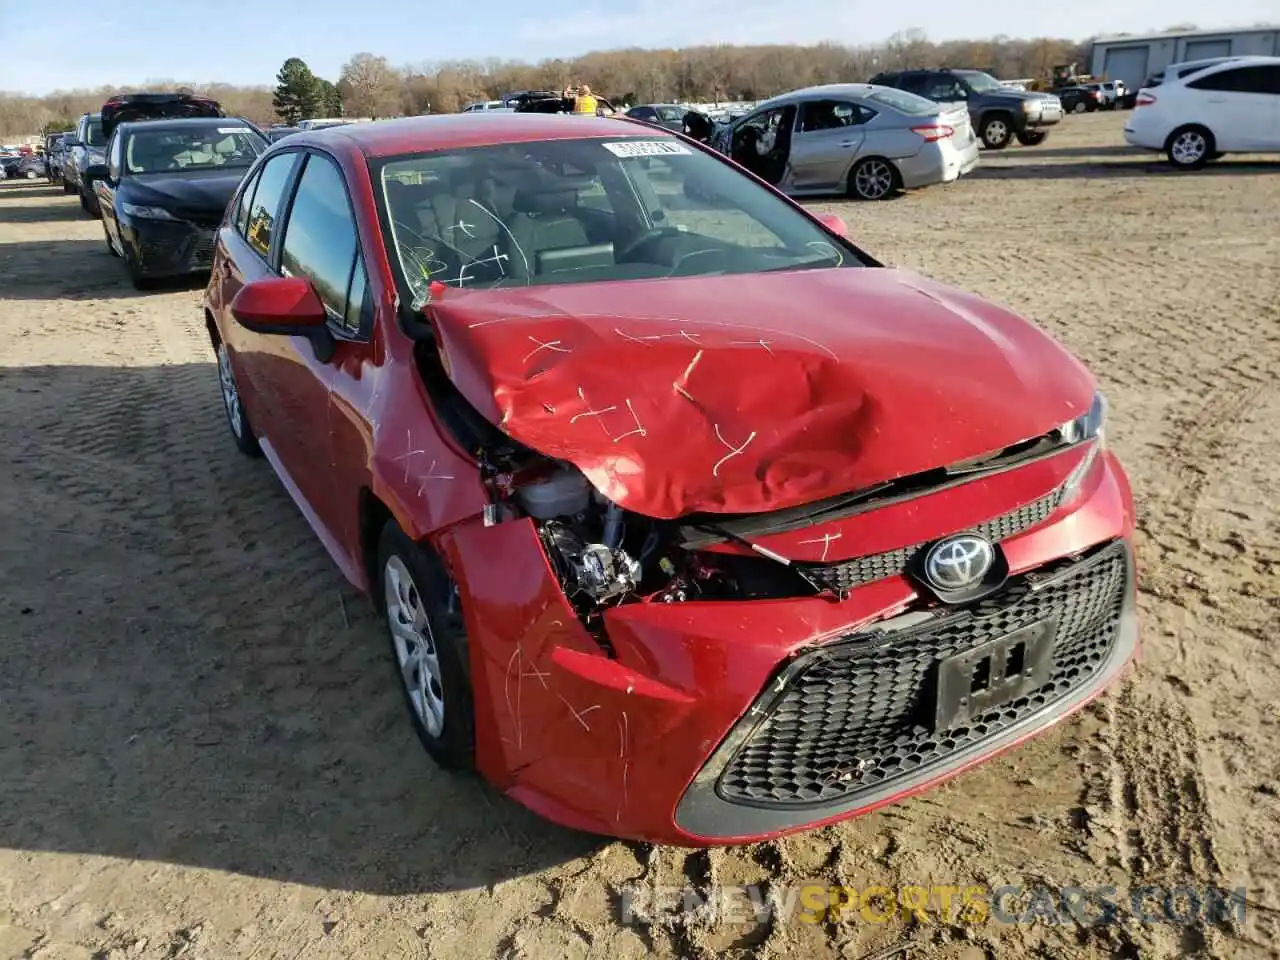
[203, 113, 1137, 845]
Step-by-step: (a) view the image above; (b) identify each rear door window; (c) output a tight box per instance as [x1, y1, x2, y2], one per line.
[234, 167, 261, 235]
[1188, 66, 1277, 94]
[244, 152, 298, 259]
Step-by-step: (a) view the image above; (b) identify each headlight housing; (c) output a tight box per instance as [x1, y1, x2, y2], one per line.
[1059, 392, 1107, 503]
[121, 202, 177, 221]
[1057, 392, 1107, 446]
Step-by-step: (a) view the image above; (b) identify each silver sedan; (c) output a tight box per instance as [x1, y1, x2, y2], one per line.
[710, 83, 980, 200]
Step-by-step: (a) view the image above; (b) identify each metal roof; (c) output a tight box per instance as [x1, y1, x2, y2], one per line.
[1092, 24, 1278, 46]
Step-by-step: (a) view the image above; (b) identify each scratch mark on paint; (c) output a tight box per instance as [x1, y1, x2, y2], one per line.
[618, 712, 630, 759]
[799, 531, 843, 562]
[570, 386, 617, 424]
[521, 661, 551, 691]
[415, 459, 456, 495]
[504, 647, 524, 751]
[558, 695, 601, 731]
[523, 335, 572, 363]
[712, 424, 758, 477]
[392, 428, 426, 484]
[611, 398, 647, 443]
[731, 338, 775, 356]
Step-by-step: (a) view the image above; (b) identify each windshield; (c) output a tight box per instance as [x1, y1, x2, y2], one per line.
[125, 125, 266, 174]
[957, 71, 1004, 94]
[865, 87, 939, 116]
[377, 136, 860, 306]
[84, 119, 105, 147]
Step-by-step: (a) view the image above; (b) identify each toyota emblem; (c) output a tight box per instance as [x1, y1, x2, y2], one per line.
[923, 534, 996, 592]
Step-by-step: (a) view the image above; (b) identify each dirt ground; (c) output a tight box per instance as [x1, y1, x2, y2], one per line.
[1, 111, 1278, 960]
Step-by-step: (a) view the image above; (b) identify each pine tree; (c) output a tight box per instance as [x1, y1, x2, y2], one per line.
[315, 78, 344, 117]
[273, 58, 320, 124]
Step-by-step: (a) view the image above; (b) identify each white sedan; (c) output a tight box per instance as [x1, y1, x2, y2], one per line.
[1124, 56, 1280, 168]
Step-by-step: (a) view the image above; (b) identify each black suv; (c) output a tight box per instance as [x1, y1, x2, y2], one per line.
[870, 69, 1064, 149]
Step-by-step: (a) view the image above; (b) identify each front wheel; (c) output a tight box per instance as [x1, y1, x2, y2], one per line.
[980, 116, 1013, 150]
[101, 220, 119, 257]
[377, 522, 475, 770]
[848, 157, 898, 201]
[1166, 125, 1214, 169]
[1016, 130, 1048, 146]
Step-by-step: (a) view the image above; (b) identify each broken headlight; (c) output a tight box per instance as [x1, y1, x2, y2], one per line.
[1059, 392, 1107, 503]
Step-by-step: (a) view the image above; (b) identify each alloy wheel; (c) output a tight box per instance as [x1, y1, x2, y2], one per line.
[385, 555, 446, 738]
[1171, 130, 1207, 166]
[216, 343, 244, 438]
[853, 159, 893, 200]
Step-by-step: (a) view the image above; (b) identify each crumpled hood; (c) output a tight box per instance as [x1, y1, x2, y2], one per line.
[125, 170, 245, 213]
[427, 267, 1095, 519]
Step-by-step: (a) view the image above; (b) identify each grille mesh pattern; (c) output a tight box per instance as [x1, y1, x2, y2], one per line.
[718, 541, 1127, 807]
[802, 485, 1065, 592]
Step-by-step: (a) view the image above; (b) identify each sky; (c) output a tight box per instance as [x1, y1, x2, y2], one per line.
[1, 0, 1276, 95]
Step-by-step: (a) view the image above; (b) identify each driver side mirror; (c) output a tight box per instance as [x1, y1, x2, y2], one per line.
[231, 276, 331, 340]
[815, 212, 849, 237]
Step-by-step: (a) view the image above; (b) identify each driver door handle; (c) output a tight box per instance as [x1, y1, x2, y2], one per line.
[839, 140, 857, 148]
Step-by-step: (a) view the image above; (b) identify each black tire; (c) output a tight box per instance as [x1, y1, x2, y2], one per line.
[62, 180, 76, 194]
[79, 188, 92, 213]
[1166, 125, 1214, 169]
[213, 340, 261, 456]
[122, 241, 156, 290]
[376, 521, 475, 770]
[214, 340, 261, 456]
[1070, 100, 1087, 114]
[1016, 130, 1048, 146]
[101, 220, 120, 258]
[847, 156, 899, 201]
[980, 115, 1013, 150]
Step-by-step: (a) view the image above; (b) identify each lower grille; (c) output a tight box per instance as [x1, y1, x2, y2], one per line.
[717, 540, 1128, 807]
[800, 484, 1065, 593]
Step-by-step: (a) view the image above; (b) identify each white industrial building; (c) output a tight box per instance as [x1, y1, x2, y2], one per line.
[1089, 25, 1280, 91]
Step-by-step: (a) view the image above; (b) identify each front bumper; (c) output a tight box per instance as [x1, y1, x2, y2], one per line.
[443, 446, 1137, 845]
[122, 217, 219, 278]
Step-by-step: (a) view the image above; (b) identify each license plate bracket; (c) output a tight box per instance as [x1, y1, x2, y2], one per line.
[934, 619, 1056, 733]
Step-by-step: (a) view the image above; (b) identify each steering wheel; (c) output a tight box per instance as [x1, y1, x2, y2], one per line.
[615, 226, 688, 263]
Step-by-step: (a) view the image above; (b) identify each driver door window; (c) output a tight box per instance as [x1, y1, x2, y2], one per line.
[277, 153, 369, 338]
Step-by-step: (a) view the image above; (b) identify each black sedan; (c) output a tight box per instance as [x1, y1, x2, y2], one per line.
[95, 118, 268, 289]
[624, 103, 687, 130]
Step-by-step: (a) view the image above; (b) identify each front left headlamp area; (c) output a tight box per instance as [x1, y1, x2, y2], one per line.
[1058, 392, 1107, 503]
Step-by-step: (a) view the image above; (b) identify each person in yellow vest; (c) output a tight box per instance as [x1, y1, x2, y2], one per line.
[573, 84, 599, 115]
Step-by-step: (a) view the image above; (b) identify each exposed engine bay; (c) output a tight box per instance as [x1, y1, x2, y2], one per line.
[510, 463, 811, 612]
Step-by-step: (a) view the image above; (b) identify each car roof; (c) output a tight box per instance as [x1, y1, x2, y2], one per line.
[751, 82, 903, 110]
[292, 113, 657, 159]
[1170, 54, 1280, 80]
[115, 117, 258, 135]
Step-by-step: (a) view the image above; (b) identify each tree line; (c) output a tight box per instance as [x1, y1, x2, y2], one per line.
[1, 30, 1099, 138]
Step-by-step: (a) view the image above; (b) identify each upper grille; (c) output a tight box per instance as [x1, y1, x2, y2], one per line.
[800, 485, 1064, 593]
[718, 540, 1128, 808]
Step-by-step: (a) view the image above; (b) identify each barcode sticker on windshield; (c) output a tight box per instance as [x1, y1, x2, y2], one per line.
[601, 140, 692, 158]
[217, 127, 250, 134]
